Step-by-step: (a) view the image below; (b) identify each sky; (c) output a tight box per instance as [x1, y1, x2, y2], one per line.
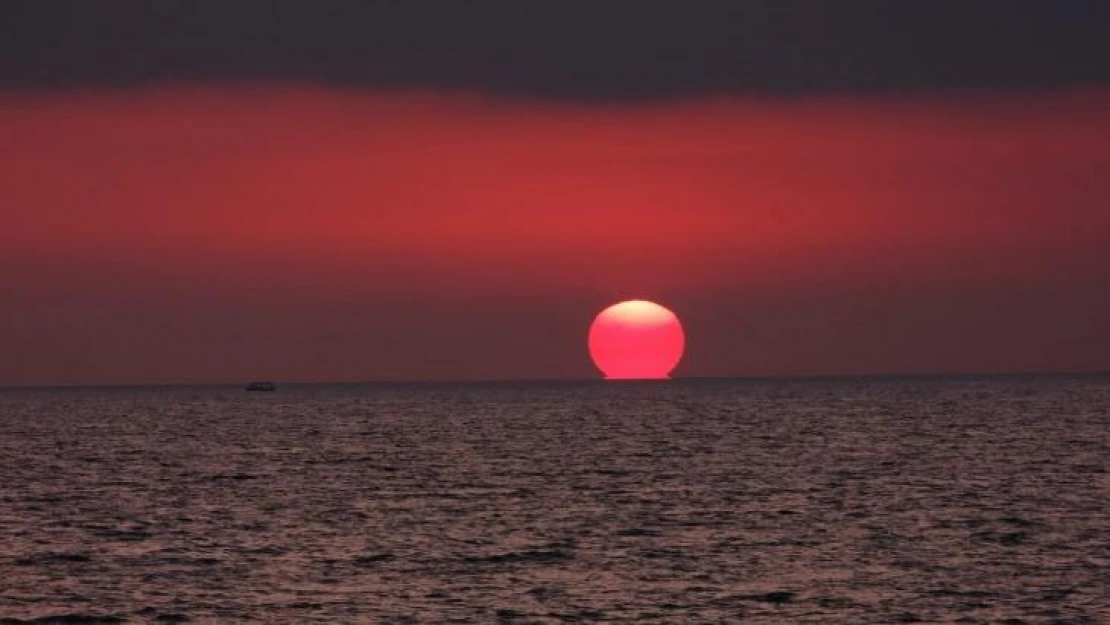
[1, 2, 1109, 385]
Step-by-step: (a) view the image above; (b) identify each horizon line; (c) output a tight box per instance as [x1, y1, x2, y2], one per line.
[2, 369, 1108, 392]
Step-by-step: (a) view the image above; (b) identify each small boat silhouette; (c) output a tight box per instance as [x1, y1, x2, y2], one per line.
[245, 381, 276, 392]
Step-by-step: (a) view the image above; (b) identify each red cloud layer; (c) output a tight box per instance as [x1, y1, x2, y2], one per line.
[1, 87, 1108, 383]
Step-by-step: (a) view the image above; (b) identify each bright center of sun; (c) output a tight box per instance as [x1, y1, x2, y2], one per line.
[588, 300, 685, 380]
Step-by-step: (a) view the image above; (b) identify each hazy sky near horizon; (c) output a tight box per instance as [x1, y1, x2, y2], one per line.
[1, 2, 1109, 385]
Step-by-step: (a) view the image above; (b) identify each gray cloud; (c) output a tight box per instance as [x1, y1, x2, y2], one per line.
[1, 1, 1108, 98]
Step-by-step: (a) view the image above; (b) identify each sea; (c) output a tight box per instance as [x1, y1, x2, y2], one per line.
[0, 376, 1106, 624]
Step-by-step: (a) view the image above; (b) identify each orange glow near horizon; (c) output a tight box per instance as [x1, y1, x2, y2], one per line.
[0, 86, 1108, 384]
[588, 300, 686, 379]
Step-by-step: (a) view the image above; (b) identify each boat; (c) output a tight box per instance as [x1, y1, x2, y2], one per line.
[245, 381, 276, 392]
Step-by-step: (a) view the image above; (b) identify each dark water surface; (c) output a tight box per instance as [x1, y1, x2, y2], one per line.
[1, 377, 1107, 623]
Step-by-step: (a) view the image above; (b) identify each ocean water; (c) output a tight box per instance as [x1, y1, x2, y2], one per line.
[0, 376, 1107, 624]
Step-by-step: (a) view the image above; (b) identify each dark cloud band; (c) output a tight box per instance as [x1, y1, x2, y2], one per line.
[1, 0, 1108, 98]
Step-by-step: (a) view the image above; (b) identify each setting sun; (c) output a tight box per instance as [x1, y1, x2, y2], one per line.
[588, 300, 685, 380]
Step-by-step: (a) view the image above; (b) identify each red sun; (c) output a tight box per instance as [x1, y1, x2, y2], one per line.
[588, 300, 685, 379]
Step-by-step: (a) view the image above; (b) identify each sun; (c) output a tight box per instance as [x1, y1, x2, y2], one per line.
[588, 300, 685, 379]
